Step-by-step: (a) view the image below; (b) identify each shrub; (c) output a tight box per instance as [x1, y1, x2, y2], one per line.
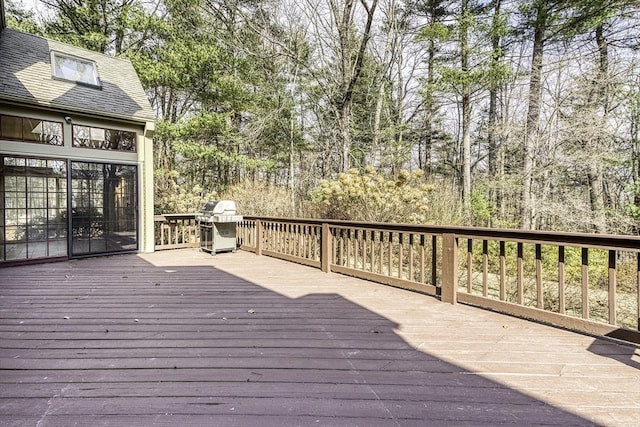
[309, 167, 462, 224]
[155, 169, 217, 214]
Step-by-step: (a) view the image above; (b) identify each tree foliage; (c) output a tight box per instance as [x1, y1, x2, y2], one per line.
[8, 0, 640, 233]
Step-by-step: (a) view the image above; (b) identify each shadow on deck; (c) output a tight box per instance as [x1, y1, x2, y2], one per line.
[0, 249, 638, 426]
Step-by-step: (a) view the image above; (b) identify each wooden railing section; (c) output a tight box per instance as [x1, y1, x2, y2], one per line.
[154, 214, 199, 250]
[237, 217, 640, 344]
[154, 214, 640, 343]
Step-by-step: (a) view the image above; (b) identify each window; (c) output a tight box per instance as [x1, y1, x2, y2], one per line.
[73, 125, 136, 152]
[51, 51, 101, 87]
[0, 115, 63, 145]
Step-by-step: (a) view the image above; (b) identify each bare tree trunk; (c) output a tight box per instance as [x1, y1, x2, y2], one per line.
[587, 24, 608, 233]
[461, 0, 471, 214]
[423, 37, 435, 176]
[372, 79, 385, 167]
[522, 2, 546, 230]
[487, 0, 502, 180]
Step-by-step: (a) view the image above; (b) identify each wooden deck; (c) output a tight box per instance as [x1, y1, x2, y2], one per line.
[1, 249, 638, 426]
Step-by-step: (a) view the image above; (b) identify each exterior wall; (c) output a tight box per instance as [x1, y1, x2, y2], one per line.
[0, 102, 155, 258]
[139, 121, 155, 254]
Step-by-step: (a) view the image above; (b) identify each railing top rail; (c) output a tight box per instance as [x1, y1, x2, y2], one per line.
[242, 216, 640, 252]
[155, 213, 199, 221]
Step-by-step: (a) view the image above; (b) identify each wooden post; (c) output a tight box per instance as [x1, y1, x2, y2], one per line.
[321, 223, 331, 273]
[255, 220, 263, 256]
[441, 233, 457, 304]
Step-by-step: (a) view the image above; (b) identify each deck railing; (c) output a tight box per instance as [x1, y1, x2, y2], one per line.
[237, 217, 640, 344]
[154, 214, 199, 250]
[154, 214, 640, 344]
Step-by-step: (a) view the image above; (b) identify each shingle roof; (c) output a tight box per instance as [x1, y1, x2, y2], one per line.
[0, 28, 155, 123]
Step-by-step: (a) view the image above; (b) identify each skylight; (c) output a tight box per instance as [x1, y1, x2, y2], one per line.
[51, 51, 101, 87]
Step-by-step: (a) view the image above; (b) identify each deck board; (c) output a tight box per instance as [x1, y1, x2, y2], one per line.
[1, 249, 639, 426]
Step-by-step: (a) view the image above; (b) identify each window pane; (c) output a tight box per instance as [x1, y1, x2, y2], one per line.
[28, 242, 47, 258]
[5, 208, 21, 224]
[29, 176, 46, 192]
[48, 239, 67, 257]
[48, 192, 66, 209]
[5, 176, 25, 192]
[5, 193, 24, 209]
[1, 116, 22, 139]
[6, 243, 27, 260]
[43, 122, 63, 145]
[1, 116, 63, 146]
[74, 127, 136, 152]
[90, 128, 105, 145]
[28, 193, 46, 209]
[27, 225, 46, 242]
[73, 125, 91, 148]
[23, 118, 45, 142]
[47, 160, 67, 177]
[6, 225, 25, 242]
[53, 53, 99, 86]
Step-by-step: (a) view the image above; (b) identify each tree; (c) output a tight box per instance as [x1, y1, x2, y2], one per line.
[39, 0, 156, 54]
[329, 0, 380, 172]
[413, 0, 450, 176]
[4, 0, 42, 34]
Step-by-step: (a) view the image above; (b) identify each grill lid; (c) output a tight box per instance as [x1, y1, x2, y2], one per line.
[201, 200, 237, 216]
[198, 200, 242, 223]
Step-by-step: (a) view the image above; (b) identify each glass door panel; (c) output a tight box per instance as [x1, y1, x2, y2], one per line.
[0, 156, 68, 262]
[70, 162, 137, 256]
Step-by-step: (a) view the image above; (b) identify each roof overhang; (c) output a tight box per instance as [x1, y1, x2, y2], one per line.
[0, 94, 155, 127]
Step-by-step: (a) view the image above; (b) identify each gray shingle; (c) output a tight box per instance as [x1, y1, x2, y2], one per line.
[0, 28, 155, 122]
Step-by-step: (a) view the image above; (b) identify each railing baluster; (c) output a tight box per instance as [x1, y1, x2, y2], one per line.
[499, 241, 506, 301]
[378, 231, 384, 275]
[420, 234, 426, 284]
[467, 239, 473, 293]
[338, 229, 344, 266]
[483, 240, 489, 297]
[364, 230, 369, 271]
[517, 242, 524, 305]
[582, 248, 589, 319]
[536, 244, 543, 309]
[608, 250, 616, 325]
[293, 224, 298, 257]
[431, 235, 437, 287]
[347, 229, 353, 268]
[361, 229, 366, 270]
[370, 230, 375, 273]
[305, 225, 309, 259]
[388, 232, 393, 277]
[398, 233, 404, 279]
[558, 246, 565, 314]
[409, 234, 414, 282]
[354, 229, 360, 269]
[637, 253, 640, 331]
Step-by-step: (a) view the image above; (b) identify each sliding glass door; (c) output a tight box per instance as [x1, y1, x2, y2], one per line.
[1, 157, 138, 263]
[0, 156, 67, 262]
[70, 162, 138, 256]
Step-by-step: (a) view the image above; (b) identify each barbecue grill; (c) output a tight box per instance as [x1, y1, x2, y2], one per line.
[196, 200, 243, 254]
